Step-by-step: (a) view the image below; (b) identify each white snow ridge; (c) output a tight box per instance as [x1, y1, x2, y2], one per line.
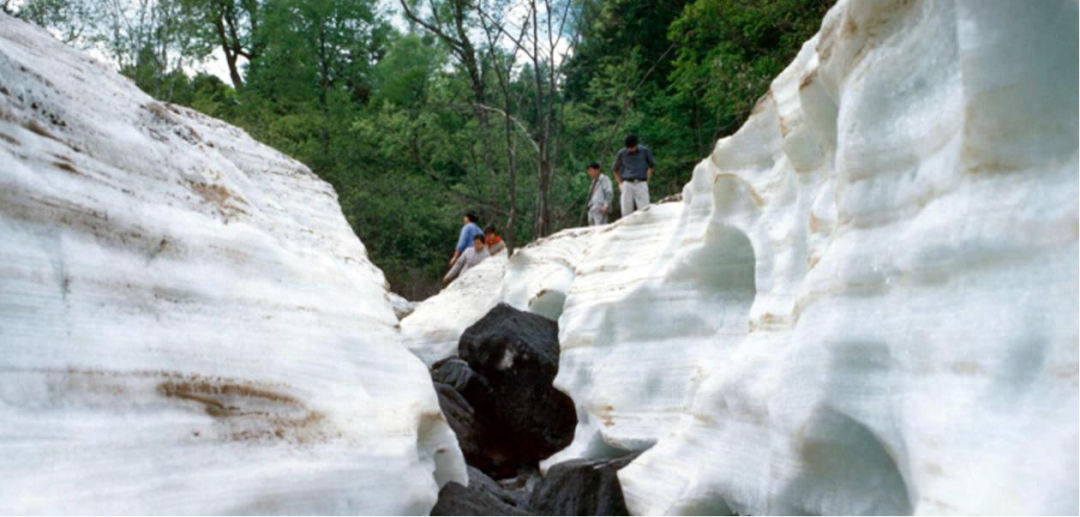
[0, 13, 465, 515]
[403, 0, 1078, 515]
[1, 0, 1077, 514]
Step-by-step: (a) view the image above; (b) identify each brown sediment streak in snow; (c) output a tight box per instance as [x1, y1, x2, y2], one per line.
[9, 368, 337, 444]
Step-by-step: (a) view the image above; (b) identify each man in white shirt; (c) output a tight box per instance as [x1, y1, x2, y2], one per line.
[443, 234, 490, 284]
[586, 162, 613, 226]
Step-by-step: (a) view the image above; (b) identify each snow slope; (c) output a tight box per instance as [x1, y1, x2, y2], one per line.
[403, 0, 1078, 514]
[0, 14, 464, 515]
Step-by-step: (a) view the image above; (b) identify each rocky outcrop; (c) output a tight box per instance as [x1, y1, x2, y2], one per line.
[433, 357, 492, 401]
[0, 14, 464, 514]
[402, 0, 1078, 514]
[459, 303, 562, 374]
[430, 305, 584, 514]
[432, 482, 529, 516]
[463, 466, 523, 508]
[431, 467, 529, 516]
[528, 454, 639, 516]
[460, 304, 577, 468]
[498, 467, 543, 509]
[432, 304, 576, 477]
[434, 382, 488, 469]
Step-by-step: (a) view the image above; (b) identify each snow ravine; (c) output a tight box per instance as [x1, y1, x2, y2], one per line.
[0, 13, 465, 515]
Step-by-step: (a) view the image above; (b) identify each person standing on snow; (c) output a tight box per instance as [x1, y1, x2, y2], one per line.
[612, 134, 656, 217]
[586, 162, 613, 226]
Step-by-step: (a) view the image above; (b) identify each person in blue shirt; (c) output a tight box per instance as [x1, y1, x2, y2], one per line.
[450, 211, 485, 268]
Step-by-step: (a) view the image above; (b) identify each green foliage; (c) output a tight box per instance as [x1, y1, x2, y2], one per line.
[559, 0, 832, 204]
[15, 0, 832, 298]
[373, 33, 442, 107]
[669, 0, 832, 127]
[16, 0, 94, 44]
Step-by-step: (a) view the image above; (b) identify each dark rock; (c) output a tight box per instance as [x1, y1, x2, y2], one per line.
[431, 482, 529, 516]
[433, 383, 487, 469]
[459, 303, 560, 379]
[465, 466, 520, 507]
[457, 303, 577, 471]
[528, 453, 641, 516]
[498, 466, 543, 509]
[432, 357, 493, 411]
[481, 379, 576, 470]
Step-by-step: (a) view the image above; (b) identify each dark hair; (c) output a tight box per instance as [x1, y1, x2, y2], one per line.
[473, 234, 486, 243]
[465, 211, 479, 223]
[485, 224, 497, 233]
[587, 162, 601, 170]
[624, 134, 638, 148]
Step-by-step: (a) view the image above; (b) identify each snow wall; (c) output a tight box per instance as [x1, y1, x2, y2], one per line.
[0, 14, 465, 515]
[402, 0, 1079, 514]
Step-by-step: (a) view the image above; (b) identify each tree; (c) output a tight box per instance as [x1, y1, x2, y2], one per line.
[669, 0, 833, 140]
[180, 0, 263, 89]
[450, 0, 582, 238]
[373, 33, 441, 108]
[20, 0, 834, 297]
[15, 0, 98, 45]
[399, 0, 488, 122]
[476, 3, 530, 253]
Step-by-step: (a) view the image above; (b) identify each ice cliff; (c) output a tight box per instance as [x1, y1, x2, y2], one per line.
[0, 14, 464, 514]
[403, 0, 1079, 514]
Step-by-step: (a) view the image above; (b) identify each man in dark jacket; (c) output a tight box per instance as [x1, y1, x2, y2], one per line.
[612, 134, 656, 217]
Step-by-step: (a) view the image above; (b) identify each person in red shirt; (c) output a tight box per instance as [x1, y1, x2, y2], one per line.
[485, 224, 506, 255]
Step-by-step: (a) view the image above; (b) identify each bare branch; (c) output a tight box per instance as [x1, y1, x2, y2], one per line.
[474, 104, 540, 154]
[398, 0, 465, 53]
[475, 6, 536, 61]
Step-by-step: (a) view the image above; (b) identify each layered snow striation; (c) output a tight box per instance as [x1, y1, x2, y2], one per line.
[0, 14, 464, 515]
[402, 0, 1078, 514]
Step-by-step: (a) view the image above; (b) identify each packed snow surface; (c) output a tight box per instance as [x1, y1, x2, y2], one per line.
[403, 0, 1078, 514]
[0, 14, 464, 515]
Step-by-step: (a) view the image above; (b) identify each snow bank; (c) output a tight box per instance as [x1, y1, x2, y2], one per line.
[404, 0, 1078, 514]
[0, 14, 464, 514]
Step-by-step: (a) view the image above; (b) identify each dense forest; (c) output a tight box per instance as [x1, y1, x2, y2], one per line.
[5, 0, 831, 298]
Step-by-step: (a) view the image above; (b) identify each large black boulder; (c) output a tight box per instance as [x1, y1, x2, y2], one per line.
[457, 304, 577, 471]
[528, 453, 641, 516]
[459, 303, 561, 379]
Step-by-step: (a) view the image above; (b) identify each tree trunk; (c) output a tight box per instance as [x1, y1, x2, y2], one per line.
[506, 116, 518, 255]
[214, 15, 244, 89]
[530, 0, 551, 237]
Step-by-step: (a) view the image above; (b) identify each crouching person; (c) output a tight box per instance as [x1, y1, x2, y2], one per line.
[485, 224, 506, 255]
[444, 234, 490, 284]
